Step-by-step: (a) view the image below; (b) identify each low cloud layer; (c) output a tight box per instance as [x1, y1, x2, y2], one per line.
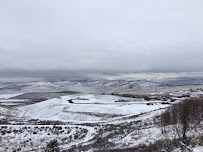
[0, 0, 203, 72]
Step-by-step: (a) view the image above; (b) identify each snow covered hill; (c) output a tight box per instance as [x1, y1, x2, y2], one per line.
[0, 72, 203, 151]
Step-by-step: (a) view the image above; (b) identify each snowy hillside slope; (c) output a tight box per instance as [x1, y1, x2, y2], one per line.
[0, 72, 203, 151]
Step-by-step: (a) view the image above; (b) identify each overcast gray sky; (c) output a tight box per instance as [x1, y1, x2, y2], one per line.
[0, 0, 203, 72]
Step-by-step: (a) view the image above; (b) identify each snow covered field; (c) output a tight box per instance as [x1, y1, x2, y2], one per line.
[0, 93, 168, 122]
[0, 125, 96, 152]
[0, 73, 203, 152]
[16, 94, 168, 122]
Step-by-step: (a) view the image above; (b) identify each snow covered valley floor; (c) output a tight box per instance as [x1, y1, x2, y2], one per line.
[0, 76, 203, 151]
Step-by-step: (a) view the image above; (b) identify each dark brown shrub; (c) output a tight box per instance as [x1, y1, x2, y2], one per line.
[45, 139, 60, 152]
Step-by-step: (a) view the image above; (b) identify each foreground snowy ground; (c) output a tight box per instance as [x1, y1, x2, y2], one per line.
[0, 73, 203, 151]
[0, 90, 203, 151]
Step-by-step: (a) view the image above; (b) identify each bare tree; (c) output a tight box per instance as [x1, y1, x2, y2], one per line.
[160, 97, 203, 140]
